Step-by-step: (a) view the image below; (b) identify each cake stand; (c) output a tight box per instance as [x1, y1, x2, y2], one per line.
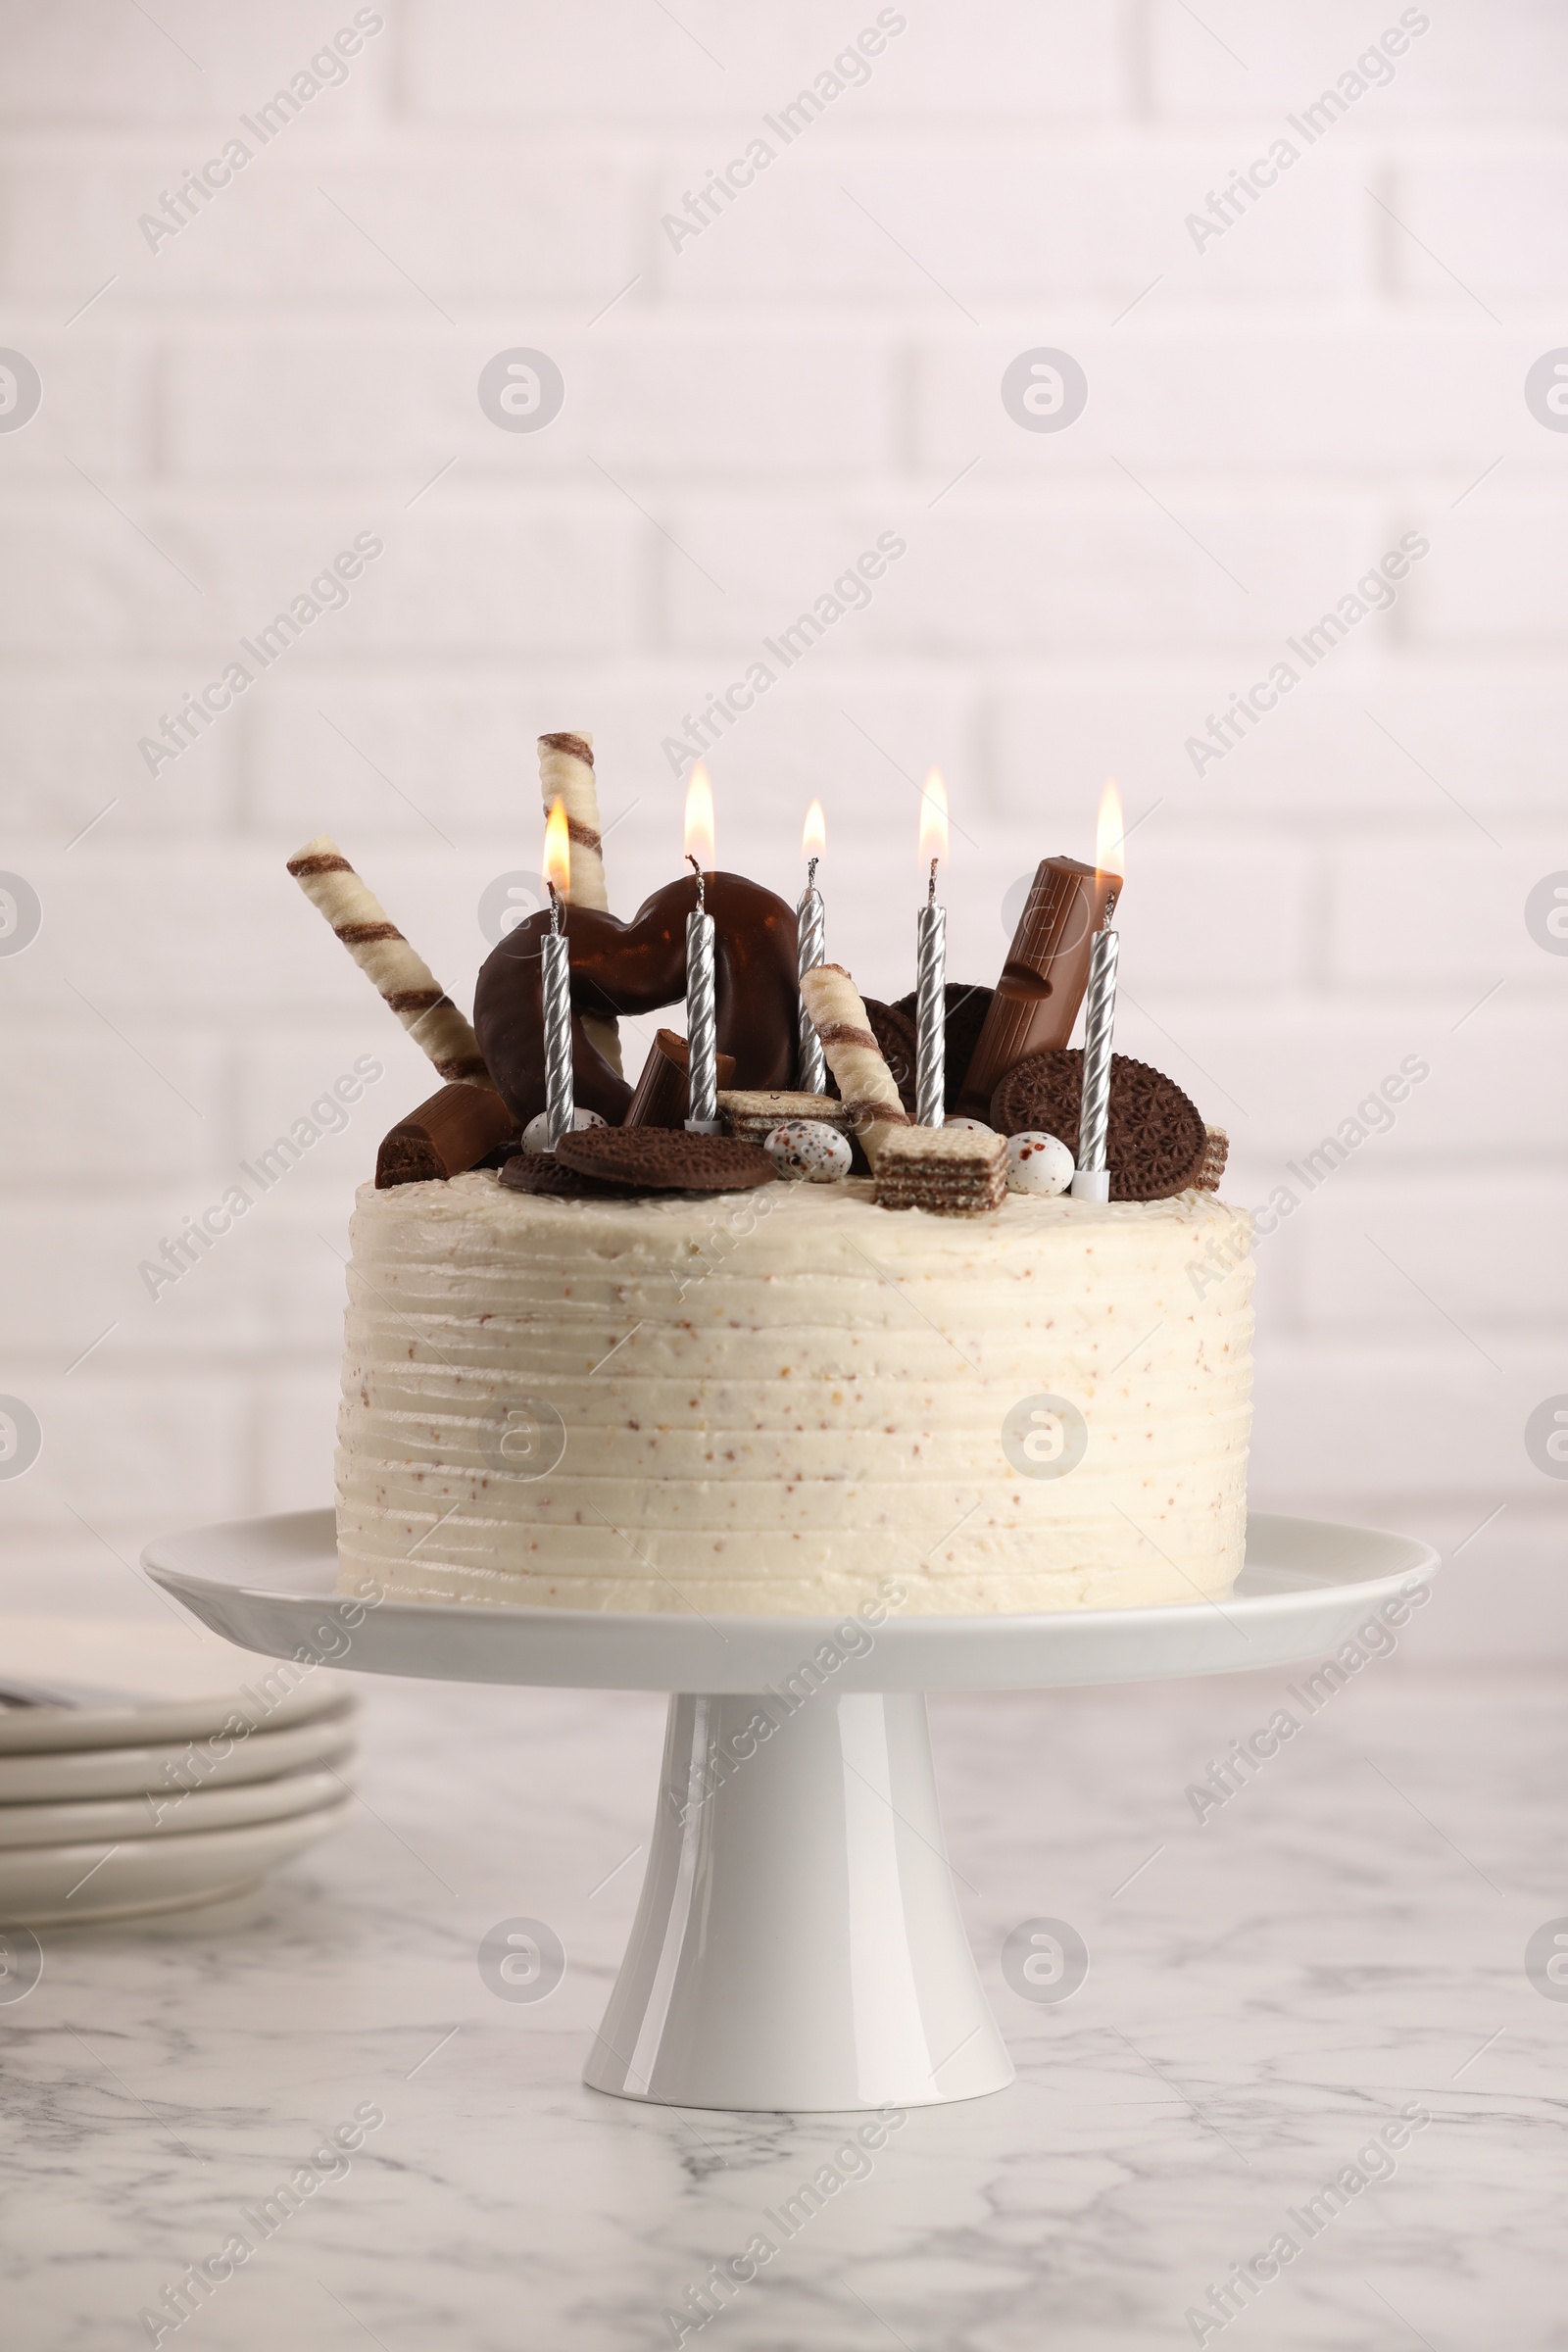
[143, 1509, 1438, 2115]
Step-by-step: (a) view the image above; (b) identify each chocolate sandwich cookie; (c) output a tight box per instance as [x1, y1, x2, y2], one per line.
[890, 982, 994, 1115]
[555, 1127, 775, 1193]
[874, 1125, 1007, 1216]
[499, 1151, 626, 1199]
[992, 1050, 1209, 1202]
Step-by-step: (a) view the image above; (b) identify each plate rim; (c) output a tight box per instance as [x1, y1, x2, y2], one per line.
[0, 1791, 354, 1883]
[141, 1504, 1442, 1693]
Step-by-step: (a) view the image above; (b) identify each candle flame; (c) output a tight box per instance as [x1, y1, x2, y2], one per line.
[684, 761, 715, 873]
[917, 768, 948, 870]
[1096, 779, 1124, 881]
[543, 795, 571, 900]
[802, 799, 826, 860]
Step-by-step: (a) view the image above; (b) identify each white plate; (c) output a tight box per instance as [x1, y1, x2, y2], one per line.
[0, 1709, 357, 1805]
[143, 1508, 1441, 1694]
[0, 1796, 354, 1927]
[0, 1762, 352, 1850]
[0, 1613, 352, 1754]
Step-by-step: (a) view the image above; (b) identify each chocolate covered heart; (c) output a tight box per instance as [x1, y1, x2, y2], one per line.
[474, 871, 801, 1129]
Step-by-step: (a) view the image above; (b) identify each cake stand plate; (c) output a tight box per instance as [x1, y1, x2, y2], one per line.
[143, 1510, 1438, 2115]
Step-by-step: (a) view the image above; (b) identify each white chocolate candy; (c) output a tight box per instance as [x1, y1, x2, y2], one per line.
[522, 1106, 606, 1153]
[764, 1119, 853, 1184]
[946, 1116, 996, 1135]
[1005, 1130, 1074, 1197]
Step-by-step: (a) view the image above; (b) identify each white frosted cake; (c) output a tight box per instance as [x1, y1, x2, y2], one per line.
[334, 1171, 1253, 1616]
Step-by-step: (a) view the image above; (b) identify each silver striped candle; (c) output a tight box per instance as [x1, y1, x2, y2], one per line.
[542, 900, 574, 1150]
[1074, 923, 1118, 1178]
[796, 859, 826, 1094]
[915, 864, 946, 1129]
[685, 862, 720, 1132]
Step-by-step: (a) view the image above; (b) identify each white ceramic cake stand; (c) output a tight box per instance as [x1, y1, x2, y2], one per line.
[143, 1509, 1437, 2115]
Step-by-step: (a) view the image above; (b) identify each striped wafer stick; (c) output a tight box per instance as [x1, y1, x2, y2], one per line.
[538, 730, 622, 1077]
[800, 963, 913, 1170]
[287, 835, 494, 1089]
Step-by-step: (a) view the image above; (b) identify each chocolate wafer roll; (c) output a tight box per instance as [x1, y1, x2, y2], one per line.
[539, 730, 622, 1078]
[799, 963, 912, 1170]
[287, 835, 494, 1088]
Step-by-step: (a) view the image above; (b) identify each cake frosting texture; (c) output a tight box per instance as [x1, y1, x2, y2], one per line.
[334, 1171, 1252, 1615]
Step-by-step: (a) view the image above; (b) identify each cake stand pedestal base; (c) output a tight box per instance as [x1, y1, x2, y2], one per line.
[585, 1690, 1011, 2112]
[144, 1508, 1439, 2116]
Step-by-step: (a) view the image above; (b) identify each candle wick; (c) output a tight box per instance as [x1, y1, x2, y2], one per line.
[927, 857, 938, 906]
[807, 856, 818, 892]
[549, 883, 563, 935]
[686, 852, 706, 912]
[1102, 889, 1118, 928]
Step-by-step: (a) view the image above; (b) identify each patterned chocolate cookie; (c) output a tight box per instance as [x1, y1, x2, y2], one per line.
[991, 1050, 1210, 1203]
[500, 1152, 627, 1199]
[890, 982, 994, 1115]
[556, 1126, 775, 1193]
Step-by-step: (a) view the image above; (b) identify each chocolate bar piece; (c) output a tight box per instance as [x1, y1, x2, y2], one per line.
[623, 1028, 737, 1129]
[954, 858, 1119, 1121]
[376, 1084, 518, 1188]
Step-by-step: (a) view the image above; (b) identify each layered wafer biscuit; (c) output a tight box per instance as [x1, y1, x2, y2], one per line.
[287, 835, 493, 1088]
[1195, 1126, 1229, 1192]
[798, 964, 912, 1169]
[717, 1090, 855, 1146]
[874, 1124, 1007, 1216]
[539, 730, 622, 1077]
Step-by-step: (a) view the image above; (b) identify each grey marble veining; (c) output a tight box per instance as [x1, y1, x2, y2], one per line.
[3, 1664, 1565, 2351]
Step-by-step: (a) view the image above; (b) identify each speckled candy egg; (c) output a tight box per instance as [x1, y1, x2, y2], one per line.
[763, 1119, 853, 1183]
[946, 1116, 996, 1135]
[1005, 1130, 1074, 1197]
[522, 1106, 606, 1153]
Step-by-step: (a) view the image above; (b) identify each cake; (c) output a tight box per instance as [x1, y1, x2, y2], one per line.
[289, 737, 1256, 1620]
[333, 1171, 1253, 1615]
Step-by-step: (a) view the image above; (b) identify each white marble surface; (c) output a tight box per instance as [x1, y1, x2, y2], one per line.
[4, 1663, 1565, 2350]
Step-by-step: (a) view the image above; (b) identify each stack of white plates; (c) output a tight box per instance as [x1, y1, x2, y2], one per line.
[0, 1616, 358, 1926]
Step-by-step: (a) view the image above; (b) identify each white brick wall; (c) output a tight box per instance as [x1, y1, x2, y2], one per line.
[1, 1, 1563, 1662]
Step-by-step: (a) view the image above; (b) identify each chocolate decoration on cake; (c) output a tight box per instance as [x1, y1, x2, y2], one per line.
[1195, 1126, 1229, 1192]
[500, 1150, 626, 1200]
[474, 872, 799, 1131]
[875, 1126, 1007, 1217]
[953, 858, 1120, 1121]
[376, 1084, 519, 1188]
[991, 1049, 1208, 1202]
[822, 998, 919, 1115]
[555, 1126, 775, 1194]
[624, 1029, 737, 1129]
[891, 982, 994, 1115]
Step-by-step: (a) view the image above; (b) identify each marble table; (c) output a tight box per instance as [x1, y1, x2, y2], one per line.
[4, 1665, 1564, 2350]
